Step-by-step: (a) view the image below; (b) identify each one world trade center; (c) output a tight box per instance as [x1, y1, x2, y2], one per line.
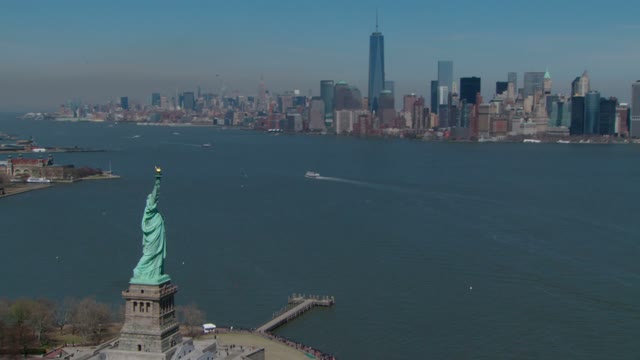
[368, 16, 385, 113]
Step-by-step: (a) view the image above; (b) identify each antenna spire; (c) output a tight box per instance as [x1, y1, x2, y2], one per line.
[376, 9, 379, 32]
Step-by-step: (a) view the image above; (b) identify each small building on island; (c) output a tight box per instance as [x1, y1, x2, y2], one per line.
[4, 154, 101, 181]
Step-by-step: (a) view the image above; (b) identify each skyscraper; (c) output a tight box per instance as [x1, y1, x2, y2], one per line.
[496, 82, 509, 95]
[599, 97, 617, 135]
[120, 96, 129, 110]
[631, 81, 640, 137]
[151, 93, 161, 107]
[182, 92, 195, 111]
[508, 72, 517, 90]
[378, 90, 395, 126]
[438, 60, 453, 105]
[523, 72, 545, 98]
[584, 91, 601, 135]
[308, 97, 326, 132]
[320, 80, 334, 120]
[430, 80, 438, 114]
[570, 96, 585, 135]
[368, 17, 385, 112]
[578, 71, 590, 96]
[384, 80, 395, 95]
[460, 77, 481, 105]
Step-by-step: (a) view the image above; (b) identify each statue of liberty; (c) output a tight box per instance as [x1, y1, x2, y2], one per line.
[131, 167, 171, 285]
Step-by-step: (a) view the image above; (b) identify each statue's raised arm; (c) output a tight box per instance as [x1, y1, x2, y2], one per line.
[130, 167, 171, 285]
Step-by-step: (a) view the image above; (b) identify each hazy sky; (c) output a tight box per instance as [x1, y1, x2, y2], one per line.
[1, 0, 639, 111]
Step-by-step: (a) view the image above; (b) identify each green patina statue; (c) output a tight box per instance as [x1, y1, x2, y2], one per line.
[130, 167, 171, 285]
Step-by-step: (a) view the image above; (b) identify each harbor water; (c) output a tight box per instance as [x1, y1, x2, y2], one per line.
[1, 115, 640, 359]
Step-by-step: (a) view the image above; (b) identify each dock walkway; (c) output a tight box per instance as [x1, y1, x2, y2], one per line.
[256, 294, 335, 333]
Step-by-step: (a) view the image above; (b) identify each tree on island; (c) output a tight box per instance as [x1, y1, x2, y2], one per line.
[177, 304, 205, 338]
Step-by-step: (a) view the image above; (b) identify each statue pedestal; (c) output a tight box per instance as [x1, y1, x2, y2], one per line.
[107, 282, 182, 359]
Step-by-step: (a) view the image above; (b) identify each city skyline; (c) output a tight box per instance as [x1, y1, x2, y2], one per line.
[1, 0, 640, 110]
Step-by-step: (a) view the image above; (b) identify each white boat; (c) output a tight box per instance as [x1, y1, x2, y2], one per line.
[201, 143, 212, 148]
[523, 139, 541, 143]
[27, 177, 51, 183]
[557, 140, 571, 144]
[305, 171, 320, 178]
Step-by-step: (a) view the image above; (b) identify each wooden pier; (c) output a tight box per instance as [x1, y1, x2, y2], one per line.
[256, 294, 335, 333]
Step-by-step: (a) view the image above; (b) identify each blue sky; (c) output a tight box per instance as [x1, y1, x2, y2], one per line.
[1, 0, 639, 110]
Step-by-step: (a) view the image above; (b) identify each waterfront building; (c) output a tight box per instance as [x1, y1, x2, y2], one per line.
[477, 104, 491, 137]
[585, 91, 601, 135]
[496, 82, 508, 96]
[368, 20, 385, 112]
[430, 80, 438, 113]
[460, 77, 481, 105]
[182, 92, 195, 111]
[412, 97, 425, 129]
[523, 72, 545, 98]
[570, 96, 585, 135]
[320, 80, 335, 120]
[599, 97, 617, 135]
[378, 90, 395, 126]
[308, 97, 326, 132]
[438, 61, 454, 96]
[616, 104, 630, 136]
[631, 81, 640, 137]
[286, 113, 303, 132]
[120, 96, 129, 110]
[151, 93, 161, 107]
[335, 110, 355, 134]
[549, 98, 571, 128]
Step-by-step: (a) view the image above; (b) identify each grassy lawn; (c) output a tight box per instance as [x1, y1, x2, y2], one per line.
[211, 333, 311, 360]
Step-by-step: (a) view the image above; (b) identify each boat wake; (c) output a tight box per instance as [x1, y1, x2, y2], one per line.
[314, 176, 404, 192]
[163, 142, 203, 148]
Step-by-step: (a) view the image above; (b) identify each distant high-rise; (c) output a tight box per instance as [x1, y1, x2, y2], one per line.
[578, 71, 590, 96]
[571, 77, 581, 96]
[523, 72, 545, 98]
[385, 80, 395, 95]
[182, 92, 195, 111]
[570, 96, 585, 135]
[543, 69, 552, 94]
[308, 97, 326, 132]
[599, 97, 617, 135]
[438, 61, 453, 97]
[496, 82, 509, 95]
[403, 94, 417, 113]
[508, 72, 517, 90]
[430, 80, 438, 114]
[631, 81, 640, 137]
[378, 90, 395, 125]
[460, 77, 481, 105]
[151, 93, 161, 107]
[120, 96, 129, 110]
[334, 81, 362, 111]
[584, 91, 601, 135]
[368, 16, 385, 112]
[320, 80, 335, 120]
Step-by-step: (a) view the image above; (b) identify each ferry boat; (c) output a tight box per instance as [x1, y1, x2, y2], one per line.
[523, 139, 541, 143]
[26, 177, 51, 183]
[557, 140, 571, 144]
[305, 171, 320, 179]
[201, 143, 212, 148]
